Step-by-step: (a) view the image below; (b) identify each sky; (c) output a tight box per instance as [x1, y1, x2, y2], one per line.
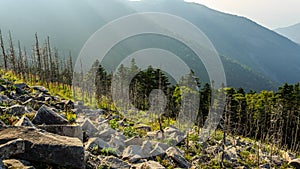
[185, 0, 300, 29]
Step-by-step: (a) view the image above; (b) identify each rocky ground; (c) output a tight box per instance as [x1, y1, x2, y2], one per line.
[0, 78, 299, 169]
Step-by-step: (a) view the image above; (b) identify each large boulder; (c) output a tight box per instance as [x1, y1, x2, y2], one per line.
[0, 126, 85, 168]
[81, 119, 98, 138]
[38, 125, 83, 141]
[0, 138, 25, 159]
[32, 105, 68, 125]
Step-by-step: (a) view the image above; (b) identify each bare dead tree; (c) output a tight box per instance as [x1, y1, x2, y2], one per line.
[0, 29, 8, 70]
[8, 31, 16, 71]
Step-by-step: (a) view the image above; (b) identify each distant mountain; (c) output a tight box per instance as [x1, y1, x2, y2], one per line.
[0, 0, 299, 91]
[275, 23, 300, 45]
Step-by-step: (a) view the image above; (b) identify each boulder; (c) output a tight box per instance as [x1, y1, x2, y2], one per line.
[81, 119, 98, 137]
[102, 156, 131, 169]
[38, 125, 83, 141]
[0, 138, 25, 159]
[18, 95, 32, 102]
[289, 158, 300, 169]
[152, 142, 170, 151]
[97, 128, 117, 142]
[135, 161, 165, 169]
[166, 147, 191, 168]
[15, 116, 36, 128]
[0, 126, 84, 168]
[124, 137, 143, 147]
[32, 86, 48, 93]
[5, 105, 28, 116]
[134, 124, 151, 132]
[221, 146, 238, 162]
[259, 164, 271, 169]
[32, 105, 68, 125]
[75, 101, 84, 109]
[122, 145, 145, 160]
[14, 83, 28, 89]
[85, 137, 110, 151]
[3, 159, 35, 169]
[109, 136, 125, 152]
[150, 143, 165, 157]
[141, 141, 153, 154]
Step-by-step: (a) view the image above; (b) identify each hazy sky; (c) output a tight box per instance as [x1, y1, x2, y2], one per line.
[185, 0, 300, 29]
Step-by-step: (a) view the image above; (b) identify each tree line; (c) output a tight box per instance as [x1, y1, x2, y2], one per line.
[1, 31, 299, 153]
[0, 30, 73, 89]
[78, 59, 300, 152]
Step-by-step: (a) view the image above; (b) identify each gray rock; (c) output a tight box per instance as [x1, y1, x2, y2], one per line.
[18, 95, 32, 102]
[38, 125, 83, 141]
[166, 147, 191, 168]
[5, 105, 28, 116]
[0, 138, 25, 159]
[85, 137, 110, 151]
[0, 94, 9, 101]
[153, 142, 170, 151]
[22, 98, 39, 109]
[0, 126, 84, 168]
[32, 86, 48, 93]
[135, 161, 165, 169]
[15, 116, 36, 128]
[221, 146, 238, 162]
[150, 143, 165, 157]
[81, 119, 98, 137]
[102, 156, 130, 169]
[205, 145, 221, 155]
[3, 159, 35, 169]
[289, 158, 300, 169]
[32, 105, 68, 125]
[124, 137, 143, 147]
[109, 136, 125, 152]
[141, 140, 153, 153]
[260, 164, 271, 169]
[14, 83, 28, 89]
[75, 101, 84, 109]
[122, 145, 144, 160]
[97, 128, 117, 142]
[134, 124, 151, 132]
[84, 151, 90, 162]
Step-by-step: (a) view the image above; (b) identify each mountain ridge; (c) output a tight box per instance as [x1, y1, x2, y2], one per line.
[0, 0, 299, 91]
[275, 22, 300, 45]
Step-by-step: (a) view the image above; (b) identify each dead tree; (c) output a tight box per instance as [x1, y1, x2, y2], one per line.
[0, 29, 8, 70]
[8, 31, 16, 71]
